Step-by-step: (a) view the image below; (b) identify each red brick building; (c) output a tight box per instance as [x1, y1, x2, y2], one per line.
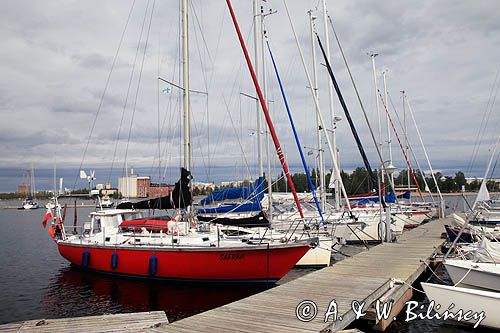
[137, 177, 151, 198]
[149, 183, 175, 198]
[17, 183, 29, 195]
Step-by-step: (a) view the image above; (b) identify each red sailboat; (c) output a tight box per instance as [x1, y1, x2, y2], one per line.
[46, 0, 316, 282]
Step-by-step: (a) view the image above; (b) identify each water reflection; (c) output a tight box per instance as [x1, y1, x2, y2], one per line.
[42, 266, 270, 322]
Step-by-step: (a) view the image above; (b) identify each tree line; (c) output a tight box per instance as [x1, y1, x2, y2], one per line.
[264, 168, 498, 195]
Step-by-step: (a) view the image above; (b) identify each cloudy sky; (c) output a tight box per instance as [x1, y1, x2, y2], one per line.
[1, 0, 499, 189]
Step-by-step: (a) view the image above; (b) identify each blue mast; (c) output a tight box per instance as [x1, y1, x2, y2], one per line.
[266, 38, 326, 225]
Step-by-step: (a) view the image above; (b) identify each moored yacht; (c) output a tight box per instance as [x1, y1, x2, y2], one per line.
[53, 206, 315, 282]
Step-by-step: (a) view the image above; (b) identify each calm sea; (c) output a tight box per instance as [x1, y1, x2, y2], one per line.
[0, 195, 493, 332]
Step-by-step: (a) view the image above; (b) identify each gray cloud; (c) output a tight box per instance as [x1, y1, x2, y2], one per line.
[0, 0, 499, 186]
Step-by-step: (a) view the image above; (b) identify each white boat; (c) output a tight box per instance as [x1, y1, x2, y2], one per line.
[20, 165, 39, 210]
[222, 224, 335, 268]
[207, 211, 355, 267]
[22, 198, 39, 210]
[444, 259, 500, 292]
[392, 204, 431, 227]
[343, 206, 405, 242]
[421, 282, 500, 329]
[97, 195, 114, 209]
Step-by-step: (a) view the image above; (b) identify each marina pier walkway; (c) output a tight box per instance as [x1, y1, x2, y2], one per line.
[0, 312, 168, 332]
[154, 217, 448, 333]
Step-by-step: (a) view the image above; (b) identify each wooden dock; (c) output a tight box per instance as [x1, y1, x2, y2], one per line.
[0, 311, 168, 332]
[153, 217, 448, 333]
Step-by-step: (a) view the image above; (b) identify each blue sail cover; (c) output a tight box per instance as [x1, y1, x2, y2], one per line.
[398, 190, 411, 200]
[197, 201, 262, 214]
[199, 177, 264, 206]
[197, 177, 264, 213]
[358, 192, 396, 205]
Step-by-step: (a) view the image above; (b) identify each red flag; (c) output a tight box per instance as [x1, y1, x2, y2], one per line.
[48, 225, 56, 238]
[42, 209, 52, 229]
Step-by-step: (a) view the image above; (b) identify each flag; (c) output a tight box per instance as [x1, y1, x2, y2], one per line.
[42, 208, 53, 229]
[48, 225, 56, 238]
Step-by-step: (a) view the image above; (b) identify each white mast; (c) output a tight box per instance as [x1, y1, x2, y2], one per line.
[404, 93, 443, 198]
[31, 164, 36, 200]
[260, 3, 273, 221]
[309, 10, 326, 211]
[53, 156, 57, 196]
[321, 0, 340, 210]
[370, 53, 384, 190]
[401, 91, 410, 196]
[382, 71, 394, 189]
[253, 0, 263, 177]
[182, 0, 190, 172]
[282, 0, 351, 211]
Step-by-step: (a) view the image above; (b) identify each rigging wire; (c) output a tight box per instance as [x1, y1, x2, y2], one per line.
[387, 92, 435, 200]
[326, 14, 395, 195]
[122, 0, 156, 178]
[108, 0, 151, 184]
[71, 0, 136, 188]
[147, 5, 177, 179]
[266, 35, 325, 223]
[211, 21, 255, 181]
[466, 63, 500, 175]
[379, 90, 423, 198]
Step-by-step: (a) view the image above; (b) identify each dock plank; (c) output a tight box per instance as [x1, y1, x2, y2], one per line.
[0, 311, 168, 332]
[159, 218, 447, 332]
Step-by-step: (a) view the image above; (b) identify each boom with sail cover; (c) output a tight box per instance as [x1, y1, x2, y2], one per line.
[197, 211, 270, 228]
[200, 177, 264, 206]
[116, 168, 192, 210]
[197, 177, 264, 214]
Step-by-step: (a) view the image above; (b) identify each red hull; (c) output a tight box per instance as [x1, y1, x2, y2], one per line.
[57, 242, 310, 282]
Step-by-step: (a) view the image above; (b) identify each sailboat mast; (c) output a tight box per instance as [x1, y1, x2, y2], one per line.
[31, 164, 36, 199]
[225, 0, 304, 218]
[259, 4, 273, 221]
[382, 71, 394, 189]
[182, 0, 190, 172]
[282, 0, 352, 211]
[401, 90, 410, 195]
[404, 93, 444, 202]
[370, 54, 384, 192]
[253, 0, 263, 178]
[309, 10, 326, 211]
[53, 157, 57, 195]
[321, 0, 339, 210]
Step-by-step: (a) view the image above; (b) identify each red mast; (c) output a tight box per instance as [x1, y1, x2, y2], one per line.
[225, 0, 304, 218]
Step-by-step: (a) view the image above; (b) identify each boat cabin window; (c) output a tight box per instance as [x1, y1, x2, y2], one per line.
[93, 217, 101, 233]
[121, 212, 144, 222]
[99, 215, 122, 229]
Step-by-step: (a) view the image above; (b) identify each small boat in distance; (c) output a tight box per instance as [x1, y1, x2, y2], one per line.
[19, 165, 39, 210]
[97, 195, 114, 209]
[21, 197, 39, 210]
